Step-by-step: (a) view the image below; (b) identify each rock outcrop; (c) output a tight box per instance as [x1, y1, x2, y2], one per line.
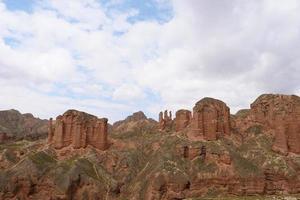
[2, 94, 300, 199]
[0, 109, 48, 140]
[48, 110, 108, 150]
[191, 98, 231, 140]
[159, 110, 173, 131]
[250, 94, 300, 154]
[175, 109, 192, 132]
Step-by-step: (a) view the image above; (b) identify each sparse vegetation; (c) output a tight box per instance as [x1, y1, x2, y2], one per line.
[29, 151, 56, 169]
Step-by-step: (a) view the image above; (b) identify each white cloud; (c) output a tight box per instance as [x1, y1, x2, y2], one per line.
[112, 84, 145, 101]
[0, 0, 299, 121]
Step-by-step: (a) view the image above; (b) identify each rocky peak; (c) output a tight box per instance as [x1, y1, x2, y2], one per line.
[194, 97, 228, 107]
[112, 111, 148, 128]
[112, 111, 157, 134]
[62, 109, 99, 122]
[124, 111, 147, 122]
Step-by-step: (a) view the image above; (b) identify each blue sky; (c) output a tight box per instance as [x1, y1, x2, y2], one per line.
[3, 0, 34, 12]
[3, 0, 173, 22]
[0, 0, 300, 122]
[0, 0, 174, 122]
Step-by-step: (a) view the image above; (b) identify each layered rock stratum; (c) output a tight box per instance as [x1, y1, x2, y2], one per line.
[1, 94, 300, 200]
[48, 110, 108, 151]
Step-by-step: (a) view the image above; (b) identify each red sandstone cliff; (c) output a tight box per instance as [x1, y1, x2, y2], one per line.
[233, 94, 300, 155]
[175, 109, 192, 132]
[1, 94, 300, 200]
[48, 110, 108, 150]
[191, 98, 231, 140]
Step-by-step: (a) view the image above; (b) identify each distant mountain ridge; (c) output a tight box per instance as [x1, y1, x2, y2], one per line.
[0, 109, 48, 140]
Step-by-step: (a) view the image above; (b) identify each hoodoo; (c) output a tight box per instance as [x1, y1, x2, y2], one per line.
[159, 110, 173, 131]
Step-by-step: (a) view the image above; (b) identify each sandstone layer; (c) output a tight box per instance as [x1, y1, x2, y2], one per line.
[191, 98, 231, 140]
[48, 110, 108, 150]
[250, 94, 300, 154]
[175, 109, 192, 132]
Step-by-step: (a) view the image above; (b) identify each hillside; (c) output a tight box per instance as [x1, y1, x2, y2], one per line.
[1, 94, 300, 199]
[0, 109, 48, 141]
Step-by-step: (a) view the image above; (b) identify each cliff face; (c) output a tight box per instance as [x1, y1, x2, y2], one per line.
[175, 109, 192, 132]
[232, 94, 300, 155]
[0, 109, 48, 141]
[1, 94, 300, 200]
[191, 98, 231, 140]
[250, 94, 300, 154]
[48, 110, 108, 150]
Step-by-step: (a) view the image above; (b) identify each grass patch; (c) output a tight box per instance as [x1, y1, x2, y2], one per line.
[194, 158, 218, 173]
[3, 150, 18, 163]
[0, 140, 29, 151]
[29, 151, 56, 170]
[230, 150, 262, 177]
[75, 158, 99, 180]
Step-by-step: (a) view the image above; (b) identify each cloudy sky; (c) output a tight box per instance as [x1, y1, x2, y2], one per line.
[0, 0, 299, 122]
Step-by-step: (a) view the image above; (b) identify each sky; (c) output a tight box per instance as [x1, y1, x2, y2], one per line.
[0, 0, 300, 123]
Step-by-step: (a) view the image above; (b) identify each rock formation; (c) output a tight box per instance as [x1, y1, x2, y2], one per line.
[3, 94, 300, 199]
[48, 110, 108, 150]
[250, 94, 300, 154]
[175, 109, 192, 131]
[191, 98, 231, 140]
[159, 110, 173, 131]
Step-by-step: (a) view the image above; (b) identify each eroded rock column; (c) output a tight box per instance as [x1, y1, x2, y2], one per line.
[191, 98, 231, 140]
